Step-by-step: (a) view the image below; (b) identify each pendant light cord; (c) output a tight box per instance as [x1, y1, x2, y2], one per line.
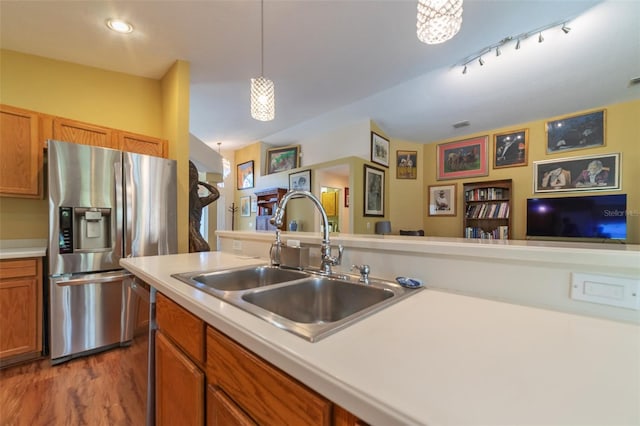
[260, 0, 264, 77]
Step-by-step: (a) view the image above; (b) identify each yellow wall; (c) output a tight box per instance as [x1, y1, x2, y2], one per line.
[389, 138, 425, 234]
[422, 99, 640, 244]
[0, 50, 191, 250]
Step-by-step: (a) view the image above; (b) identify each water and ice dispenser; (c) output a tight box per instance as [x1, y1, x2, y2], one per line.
[58, 207, 112, 253]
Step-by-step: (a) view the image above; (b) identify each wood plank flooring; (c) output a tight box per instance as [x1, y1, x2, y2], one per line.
[0, 344, 146, 426]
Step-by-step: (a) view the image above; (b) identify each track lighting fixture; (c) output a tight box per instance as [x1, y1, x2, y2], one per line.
[457, 18, 572, 75]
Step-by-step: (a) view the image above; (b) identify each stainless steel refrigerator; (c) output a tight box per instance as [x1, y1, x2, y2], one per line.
[47, 140, 177, 364]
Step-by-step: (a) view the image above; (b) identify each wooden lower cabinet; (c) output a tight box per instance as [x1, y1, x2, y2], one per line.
[155, 292, 367, 426]
[155, 330, 205, 426]
[0, 258, 43, 366]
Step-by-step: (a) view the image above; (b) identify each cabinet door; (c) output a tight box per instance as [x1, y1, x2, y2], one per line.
[207, 385, 256, 426]
[0, 105, 42, 198]
[53, 118, 116, 149]
[118, 131, 166, 158]
[206, 326, 332, 425]
[156, 330, 205, 426]
[0, 258, 42, 361]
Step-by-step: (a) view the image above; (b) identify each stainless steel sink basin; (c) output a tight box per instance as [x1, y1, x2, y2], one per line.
[242, 277, 394, 323]
[172, 265, 423, 342]
[173, 265, 309, 292]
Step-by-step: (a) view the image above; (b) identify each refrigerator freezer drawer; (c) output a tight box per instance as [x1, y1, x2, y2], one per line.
[49, 272, 132, 362]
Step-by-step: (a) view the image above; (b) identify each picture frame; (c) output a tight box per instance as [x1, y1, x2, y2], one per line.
[371, 132, 390, 167]
[344, 187, 350, 208]
[288, 169, 311, 191]
[533, 152, 621, 193]
[436, 136, 488, 180]
[428, 184, 456, 216]
[363, 165, 384, 217]
[546, 109, 605, 154]
[237, 160, 254, 190]
[494, 129, 528, 169]
[250, 197, 258, 213]
[396, 150, 418, 179]
[321, 191, 337, 216]
[240, 196, 251, 216]
[266, 145, 300, 174]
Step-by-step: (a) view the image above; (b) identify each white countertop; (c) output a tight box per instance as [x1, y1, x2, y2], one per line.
[121, 252, 640, 426]
[0, 239, 47, 259]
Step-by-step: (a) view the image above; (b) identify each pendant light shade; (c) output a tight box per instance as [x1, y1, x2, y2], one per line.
[250, 0, 275, 121]
[416, 0, 463, 45]
[250, 76, 275, 121]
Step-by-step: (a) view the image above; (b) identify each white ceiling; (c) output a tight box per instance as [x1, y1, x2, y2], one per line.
[1, 0, 638, 152]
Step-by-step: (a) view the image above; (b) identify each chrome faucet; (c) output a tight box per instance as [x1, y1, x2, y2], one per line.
[270, 190, 343, 274]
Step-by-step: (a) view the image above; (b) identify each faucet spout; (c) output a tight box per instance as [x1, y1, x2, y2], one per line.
[270, 190, 342, 274]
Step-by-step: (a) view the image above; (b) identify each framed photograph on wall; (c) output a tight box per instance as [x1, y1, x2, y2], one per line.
[240, 196, 251, 216]
[396, 150, 417, 179]
[344, 187, 350, 207]
[363, 164, 384, 217]
[546, 110, 605, 154]
[321, 191, 337, 216]
[267, 145, 300, 174]
[428, 184, 456, 216]
[533, 152, 620, 193]
[237, 160, 254, 190]
[436, 136, 488, 180]
[371, 132, 390, 167]
[494, 129, 528, 168]
[288, 169, 311, 191]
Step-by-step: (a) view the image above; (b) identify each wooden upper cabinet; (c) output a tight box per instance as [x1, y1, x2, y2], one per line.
[53, 117, 117, 149]
[118, 131, 167, 158]
[0, 105, 43, 198]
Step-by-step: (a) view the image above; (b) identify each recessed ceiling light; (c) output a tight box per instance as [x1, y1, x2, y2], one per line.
[106, 18, 133, 34]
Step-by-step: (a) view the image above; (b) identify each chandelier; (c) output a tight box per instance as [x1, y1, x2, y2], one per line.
[250, 0, 275, 121]
[416, 0, 464, 45]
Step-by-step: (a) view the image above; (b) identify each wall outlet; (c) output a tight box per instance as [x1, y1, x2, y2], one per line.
[571, 273, 640, 310]
[232, 240, 242, 251]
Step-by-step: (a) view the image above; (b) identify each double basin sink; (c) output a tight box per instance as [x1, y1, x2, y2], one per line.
[172, 265, 423, 342]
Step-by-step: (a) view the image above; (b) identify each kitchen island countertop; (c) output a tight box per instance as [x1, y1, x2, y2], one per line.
[121, 251, 640, 425]
[0, 239, 47, 260]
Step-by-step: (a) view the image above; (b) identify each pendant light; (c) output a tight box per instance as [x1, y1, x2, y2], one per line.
[250, 0, 275, 121]
[416, 0, 464, 45]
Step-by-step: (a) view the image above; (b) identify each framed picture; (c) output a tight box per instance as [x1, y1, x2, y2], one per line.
[321, 192, 337, 216]
[240, 196, 251, 216]
[546, 110, 605, 154]
[250, 197, 258, 213]
[363, 165, 384, 217]
[396, 150, 417, 179]
[237, 160, 254, 190]
[428, 184, 456, 216]
[289, 169, 311, 191]
[371, 132, 390, 167]
[494, 129, 528, 168]
[533, 152, 621, 193]
[266, 145, 300, 174]
[437, 136, 488, 180]
[344, 187, 350, 207]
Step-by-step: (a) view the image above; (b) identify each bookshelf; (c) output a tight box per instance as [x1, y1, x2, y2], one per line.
[255, 187, 288, 231]
[463, 179, 512, 239]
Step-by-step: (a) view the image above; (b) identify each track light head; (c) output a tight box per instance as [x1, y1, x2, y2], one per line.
[515, 39, 521, 50]
[462, 65, 467, 74]
[496, 46, 501, 56]
[562, 24, 571, 34]
[538, 32, 544, 43]
[478, 57, 484, 66]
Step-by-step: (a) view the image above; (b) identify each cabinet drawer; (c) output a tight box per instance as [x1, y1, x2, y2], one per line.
[156, 292, 205, 365]
[206, 326, 332, 426]
[0, 259, 38, 279]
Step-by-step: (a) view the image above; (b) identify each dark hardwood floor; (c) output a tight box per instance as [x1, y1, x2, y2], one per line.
[0, 344, 146, 426]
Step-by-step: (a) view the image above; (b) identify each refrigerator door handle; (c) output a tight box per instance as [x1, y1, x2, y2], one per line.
[56, 272, 133, 286]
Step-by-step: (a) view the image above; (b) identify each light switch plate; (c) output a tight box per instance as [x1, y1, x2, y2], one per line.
[571, 273, 640, 310]
[232, 240, 242, 251]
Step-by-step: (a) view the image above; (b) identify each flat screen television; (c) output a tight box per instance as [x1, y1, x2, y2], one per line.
[526, 194, 627, 241]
